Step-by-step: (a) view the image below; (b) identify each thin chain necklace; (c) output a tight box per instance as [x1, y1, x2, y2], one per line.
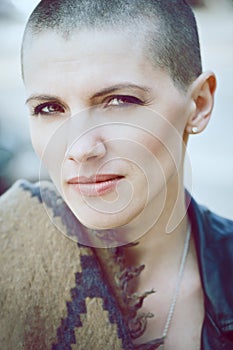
[156, 222, 191, 349]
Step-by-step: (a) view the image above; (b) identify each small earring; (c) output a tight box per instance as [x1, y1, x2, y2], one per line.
[192, 126, 199, 134]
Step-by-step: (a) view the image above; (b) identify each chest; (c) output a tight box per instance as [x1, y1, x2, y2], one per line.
[132, 263, 204, 350]
[133, 286, 204, 349]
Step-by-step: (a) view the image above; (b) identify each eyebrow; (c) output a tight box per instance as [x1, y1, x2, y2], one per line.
[90, 83, 152, 99]
[25, 83, 151, 105]
[25, 94, 64, 105]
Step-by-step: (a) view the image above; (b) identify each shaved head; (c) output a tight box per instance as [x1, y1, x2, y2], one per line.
[21, 0, 202, 90]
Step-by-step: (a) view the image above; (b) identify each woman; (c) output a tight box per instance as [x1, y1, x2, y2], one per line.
[0, 1, 233, 349]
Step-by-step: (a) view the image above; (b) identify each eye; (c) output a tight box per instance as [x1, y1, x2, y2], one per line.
[32, 102, 66, 116]
[104, 95, 144, 108]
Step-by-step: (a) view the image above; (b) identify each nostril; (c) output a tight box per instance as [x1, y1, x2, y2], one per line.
[66, 140, 107, 163]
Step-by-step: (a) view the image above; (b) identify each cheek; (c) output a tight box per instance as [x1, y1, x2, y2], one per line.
[136, 117, 184, 180]
[29, 119, 45, 159]
[29, 118, 67, 187]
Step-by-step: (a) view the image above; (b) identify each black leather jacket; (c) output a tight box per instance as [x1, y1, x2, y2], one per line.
[188, 195, 233, 349]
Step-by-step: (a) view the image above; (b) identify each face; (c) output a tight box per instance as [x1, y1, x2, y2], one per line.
[23, 29, 193, 238]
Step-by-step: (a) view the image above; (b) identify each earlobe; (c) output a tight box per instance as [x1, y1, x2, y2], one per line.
[185, 72, 217, 135]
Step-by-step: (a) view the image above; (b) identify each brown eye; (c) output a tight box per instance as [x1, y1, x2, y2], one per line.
[105, 95, 144, 107]
[33, 102, 65, 116]
[107, 97, 125, 106]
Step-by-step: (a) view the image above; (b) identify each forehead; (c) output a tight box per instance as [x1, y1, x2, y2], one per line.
[23, 28, 179, 102]
[24, 30, 139, 86]
[24, 29, 147, 74]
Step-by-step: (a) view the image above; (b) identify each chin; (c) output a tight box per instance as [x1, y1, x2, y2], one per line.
[76, 212, 126, 231]
[69, 200, 136, 229]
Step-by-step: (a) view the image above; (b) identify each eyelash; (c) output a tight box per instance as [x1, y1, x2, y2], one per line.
[31, 95, 145, 117]
[31, 102, 66, 117]
[103, 95, 145, 108]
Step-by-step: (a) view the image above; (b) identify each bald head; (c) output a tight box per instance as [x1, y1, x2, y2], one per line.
[21, 0, 202, 90]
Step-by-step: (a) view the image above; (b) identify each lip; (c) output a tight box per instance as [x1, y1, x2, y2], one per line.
[67, 174, 124, 197]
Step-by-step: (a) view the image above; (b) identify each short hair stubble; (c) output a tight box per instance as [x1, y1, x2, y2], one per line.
[21, 0, 202, 91]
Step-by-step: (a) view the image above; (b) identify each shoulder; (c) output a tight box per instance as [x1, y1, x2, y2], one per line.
[188, 195, 233, 245]
[1, 179, 60, 249]
[0, 180, 94, 348]
[0, 180, 131, 349]
[0, 178, 55, 219]
[0, 179, 52, 250]
[189, 196, 233, 334]
[0, 178, 93, 289]
[0, 179, 93, 276]
[202, 206, 233, 240]
[188, 194, 233, 291]
[0, 179, 88, 244]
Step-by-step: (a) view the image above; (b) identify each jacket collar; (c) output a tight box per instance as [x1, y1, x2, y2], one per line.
[187, 194, 233, 332]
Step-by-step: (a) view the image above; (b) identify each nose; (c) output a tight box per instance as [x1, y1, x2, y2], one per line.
[66, 133, 107, 163]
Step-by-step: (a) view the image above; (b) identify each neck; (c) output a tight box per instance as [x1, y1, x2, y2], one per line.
[119, 174, 189, 270]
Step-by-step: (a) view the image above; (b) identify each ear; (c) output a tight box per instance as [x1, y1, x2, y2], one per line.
[185, 72, 216, 135]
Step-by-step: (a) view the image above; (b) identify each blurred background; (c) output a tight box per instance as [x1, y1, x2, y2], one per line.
[0, 0, 232, 218]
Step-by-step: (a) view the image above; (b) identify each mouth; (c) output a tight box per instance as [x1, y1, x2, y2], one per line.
[67, 174, 124, 197]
